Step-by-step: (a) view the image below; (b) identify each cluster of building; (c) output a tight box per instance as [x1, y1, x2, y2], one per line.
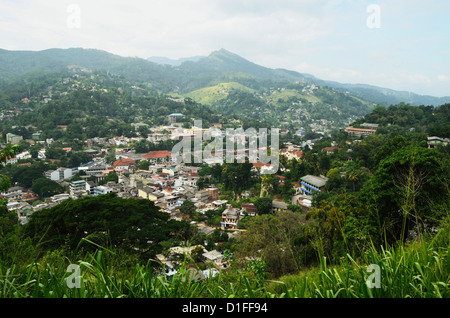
[1, 111, 339, 230]
[4, 187, 70, 224]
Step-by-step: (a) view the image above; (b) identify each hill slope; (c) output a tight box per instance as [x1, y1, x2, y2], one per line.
[2, 47, 448, 106]
[1, 47, 449, 135]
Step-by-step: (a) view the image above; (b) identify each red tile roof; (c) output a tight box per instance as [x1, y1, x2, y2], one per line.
[142, 150, 172, 159]
[113, 158, 136, 168]
[281, 149, 303, 158]
[252, 162, 271, 168]
[323, 147, 341, 152]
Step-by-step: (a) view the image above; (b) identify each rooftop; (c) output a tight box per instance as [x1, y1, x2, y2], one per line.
[301, 175, 328, 188]
[142, 150, 172, 159]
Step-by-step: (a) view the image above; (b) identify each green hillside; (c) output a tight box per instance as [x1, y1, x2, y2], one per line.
[2, 47, 448, 108]
[185, 82, 255, 105]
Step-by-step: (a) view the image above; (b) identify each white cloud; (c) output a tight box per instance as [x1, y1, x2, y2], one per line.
[437, 74, 450, 81]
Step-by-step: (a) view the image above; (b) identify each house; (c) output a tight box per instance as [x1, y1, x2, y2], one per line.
[205, 187, 219, 201]
[221, 204, 241, 230]
[195, 190, 212, 202]
[94, 185, 114, 196]
[280, 149, 303, 161]
[300, 175, 329, 195]
[138, 186, 164, 202]
[322, 147, 342, 155]
[148, 133, 170, 143]
[427, 136, 449, 149]
[113, 158, 136, 172]
[85, 149, 99, 157]
[3, 157, 18, 166]
[272, 201, 288, 213]
[162, 167, 178, 177]
[174, 175, 199, 188]
[251, 162, 276, 174]
[209, 200, 228, 210]
[8, 201, 33, 224]
[161, 194, 179, 208]
[83, 166, 107, 176]
[16, 151, 32, 160]
[142, 150, 173, 164]
[202, 250, 225, 268]
[241, 203, 257, 216]
[138, 186, 154, 200]
[168, 113, 185, 124]
[50, 193, 70, 204]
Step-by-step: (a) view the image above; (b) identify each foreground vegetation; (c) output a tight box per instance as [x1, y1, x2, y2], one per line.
[0, 227, 448, 298]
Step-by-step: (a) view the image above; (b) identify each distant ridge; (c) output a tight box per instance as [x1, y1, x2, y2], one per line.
[147, 55, 204, 66]
[0, 47, 449, 106]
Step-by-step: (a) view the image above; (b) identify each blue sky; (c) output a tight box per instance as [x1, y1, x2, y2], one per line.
[1, 0, 449, 96]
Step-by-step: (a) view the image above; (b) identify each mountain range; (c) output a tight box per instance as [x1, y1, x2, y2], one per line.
[147, 55, 204, 66]
[1, 46, 449, 136]
[1, 47, 449, 107]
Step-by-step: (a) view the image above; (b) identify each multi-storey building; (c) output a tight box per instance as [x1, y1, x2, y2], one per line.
[300, 175, 328, 195]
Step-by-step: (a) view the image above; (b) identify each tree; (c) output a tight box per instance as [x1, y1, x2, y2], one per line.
[234, 210, 308, 277]
[180, 198, 196, 217]
[24, 193, 194, 257]
[137, 160, 150, 170]
[98, 170, 118, 185]
[31, 178, 64, 198]
[306, 193, 374, 262]
[0, 175, 12, 193]
[0, 144, 20, 164]
[254, 197, 273, 215]
[68, 151, 92, 167]
[361, 146, 449, 244]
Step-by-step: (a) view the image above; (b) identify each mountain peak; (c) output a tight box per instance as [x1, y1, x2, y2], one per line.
[208, 48, 247, 61]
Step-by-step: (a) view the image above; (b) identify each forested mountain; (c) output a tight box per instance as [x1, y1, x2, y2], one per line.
[1, 47, 449, 135]
[0, 66, 227, 142]
[2, 47, 448, 104]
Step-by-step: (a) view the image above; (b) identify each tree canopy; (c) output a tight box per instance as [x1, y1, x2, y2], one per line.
[24, 193, 194, 258]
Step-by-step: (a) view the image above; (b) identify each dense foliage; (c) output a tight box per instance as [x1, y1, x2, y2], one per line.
[24, 193, 194, 258]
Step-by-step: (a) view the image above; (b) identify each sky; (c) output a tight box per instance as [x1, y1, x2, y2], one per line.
[1, 0, 449, 97]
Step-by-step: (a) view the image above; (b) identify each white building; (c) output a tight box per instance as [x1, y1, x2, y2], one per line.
[69, 180, 88, 198]
[45, 168, 73, 181]
[92, 185, 114, 196]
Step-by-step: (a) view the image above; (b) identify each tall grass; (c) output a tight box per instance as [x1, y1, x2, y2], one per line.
[1, 232, 448, 298]
[0, 249, 263, 298]
[266, 231, 449, 298]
